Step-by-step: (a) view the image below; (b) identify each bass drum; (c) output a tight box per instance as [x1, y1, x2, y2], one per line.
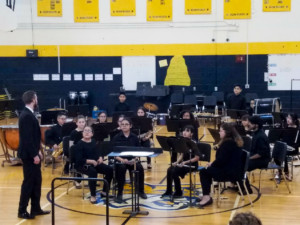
[255, 98, 281, 114]
[156, 113, 169, 125]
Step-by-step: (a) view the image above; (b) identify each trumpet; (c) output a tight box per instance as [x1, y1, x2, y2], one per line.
[52, 142, 63, 158]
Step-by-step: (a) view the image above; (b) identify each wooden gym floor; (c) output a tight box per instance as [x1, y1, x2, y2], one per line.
[1, 118, 300, 225]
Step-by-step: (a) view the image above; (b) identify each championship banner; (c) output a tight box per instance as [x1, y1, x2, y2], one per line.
[111, 0, 136, 16]
[185, 0, 211, 15]
[147, 0, 172, 22]
[263, 0, 291, 12]
[37, 0, 62, 17]
[224, 0, 251, 19]
[74, 0, 99, 23]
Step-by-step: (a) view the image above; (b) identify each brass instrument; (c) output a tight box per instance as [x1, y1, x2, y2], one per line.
[138, 131, 153, 140]
[52, 142, 63, 158]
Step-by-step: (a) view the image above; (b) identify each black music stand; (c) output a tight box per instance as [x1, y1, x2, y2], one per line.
[169, 104, 195, 119]
[156, 135, 177, 164]
[62, 122, 77, 137]
[67, 104, 89, 117]
[131, 117, 153, 140]
[166, 118, 195, 133]
[268, 128, 283, 144]
[92, 123, 114, 143]
[109, 146, 162, 217]
[41, 110, 66, 125]
[226, 109, 248, 120]
[207, 128, 220, 145]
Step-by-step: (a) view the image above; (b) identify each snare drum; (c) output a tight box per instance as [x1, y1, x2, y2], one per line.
[156, 113, 169, 125]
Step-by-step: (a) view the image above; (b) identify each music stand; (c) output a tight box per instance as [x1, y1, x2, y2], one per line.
[156, 135, 177, 164]
[170, 104, 195, 119]
[268, 128, 283, 144]
[166, 118, 195, 133]
[109, 146, 162, 217]
[67, 104, 90, 117]
[41, 110, 66, 125]
[226, 109, 248, 120]
[92, 123, 114, 143]
[207, 128, 220, 145]
[61, 122, 77, 137]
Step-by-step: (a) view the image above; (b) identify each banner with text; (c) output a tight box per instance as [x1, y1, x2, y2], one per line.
[185, 0, 211, 15]
[74, 0, 99, 23]
[224, 0, 251, 19]
[111, 0, 136, 16]
[263, 0, 291, 12]
[147, 0, 172, 21]
[37, 0, 62, 17]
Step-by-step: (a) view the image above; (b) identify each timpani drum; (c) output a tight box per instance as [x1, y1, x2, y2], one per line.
[0, 125, 19, 151]
[255, 98, 281, 114]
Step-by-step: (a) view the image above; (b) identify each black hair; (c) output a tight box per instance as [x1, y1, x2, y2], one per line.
[77, 115, 85, 121]
[233, 84, 242, 89]
[57, 112, 67, 118]
[180, 110, 195, 120]
[241, 114, 250, 121]
[119, 92, 126, 96]
[137, 106, 147, 117]
[249, 115, 263, 129]
[97, 111, 107, 117]
[22, 90, 36, 104]
[182, 125, 195, 134]
[122, 117, 132, 125]
[286, 113, 299, 127]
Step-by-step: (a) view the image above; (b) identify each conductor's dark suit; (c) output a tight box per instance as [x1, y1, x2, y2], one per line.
[18, 107, 42, 214]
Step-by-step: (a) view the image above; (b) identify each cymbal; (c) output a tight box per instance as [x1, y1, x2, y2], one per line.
[143, 102, 158, 112]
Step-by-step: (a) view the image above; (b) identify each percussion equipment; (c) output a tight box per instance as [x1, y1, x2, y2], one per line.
[143, 102, 158, 112]
[79, 91, 89, 104]
[40, 124, 54, 145]
[0, 125, 19, 166]
[255, 98, 280, 114]
[156, 113, 169, 125]
[69, 91, 78, 105]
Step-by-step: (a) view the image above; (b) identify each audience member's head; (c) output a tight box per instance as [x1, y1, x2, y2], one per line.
[229, 212, 262, 225]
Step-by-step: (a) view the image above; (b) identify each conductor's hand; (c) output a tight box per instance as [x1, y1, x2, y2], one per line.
[97, 157, 103, 164]
[33, 155, 40, 165]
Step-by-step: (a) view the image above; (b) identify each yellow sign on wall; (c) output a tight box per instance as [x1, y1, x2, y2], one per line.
[147, 0, 172, 22]
[224, 0, 251, 19]
[164, 56, 191, 86]
[111, 0, 136, 16]
[185, 0, 211, 15]
[74, 0, 99, 23]
[263, 0, 291, 12]
[37, 0, 62, 17]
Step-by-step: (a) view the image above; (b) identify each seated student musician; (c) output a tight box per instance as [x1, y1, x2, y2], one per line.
[227, 84, 247, 110]
[45, 112, 67, 158]
[96, 111, 108, 123]
[247, 99, 255, 116]
[243, 116, 270, 192]
[112, 117, 147, 203]
[67, 115, 86, 186]
[114, 92, 130, 112]
[280, 113, 299, 180]
[161, 125, 200, 198]
[136, 107, 153, 169]
[74, 126, 113, 204]
[198, 123, 243, 207]
[110, 114, 125, 139]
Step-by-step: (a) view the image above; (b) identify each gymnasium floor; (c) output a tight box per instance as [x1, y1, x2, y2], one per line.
[1, 120, 300, 225]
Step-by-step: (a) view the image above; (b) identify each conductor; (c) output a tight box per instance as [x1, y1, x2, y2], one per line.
[17, 91, 50, 219]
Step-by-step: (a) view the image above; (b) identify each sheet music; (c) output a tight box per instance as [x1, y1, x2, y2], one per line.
[119, 151, 154, 157]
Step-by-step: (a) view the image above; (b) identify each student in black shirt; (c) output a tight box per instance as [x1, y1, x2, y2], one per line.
[74, 126, 113, 204]
[70, 115, 86, 145]
[112, 117, 147, 203]
[161, 125, 200, 198]
[45, 112, 67, 157]
[114, 92, 130, 112]
[199, 123, 243, 207]
[227, 84, 246, 110]
[136, 107, 153, 169]
[96, 111, 108, 123]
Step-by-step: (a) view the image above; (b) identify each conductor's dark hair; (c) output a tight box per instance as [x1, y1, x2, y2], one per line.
[229, 212, 262, 225]
[22, 90, 36, 104]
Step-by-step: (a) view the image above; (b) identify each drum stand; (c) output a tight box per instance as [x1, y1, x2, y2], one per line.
[123, 160, 149, 216]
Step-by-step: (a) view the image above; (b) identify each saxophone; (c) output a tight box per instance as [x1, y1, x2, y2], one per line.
[52, 142, 63, 158]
